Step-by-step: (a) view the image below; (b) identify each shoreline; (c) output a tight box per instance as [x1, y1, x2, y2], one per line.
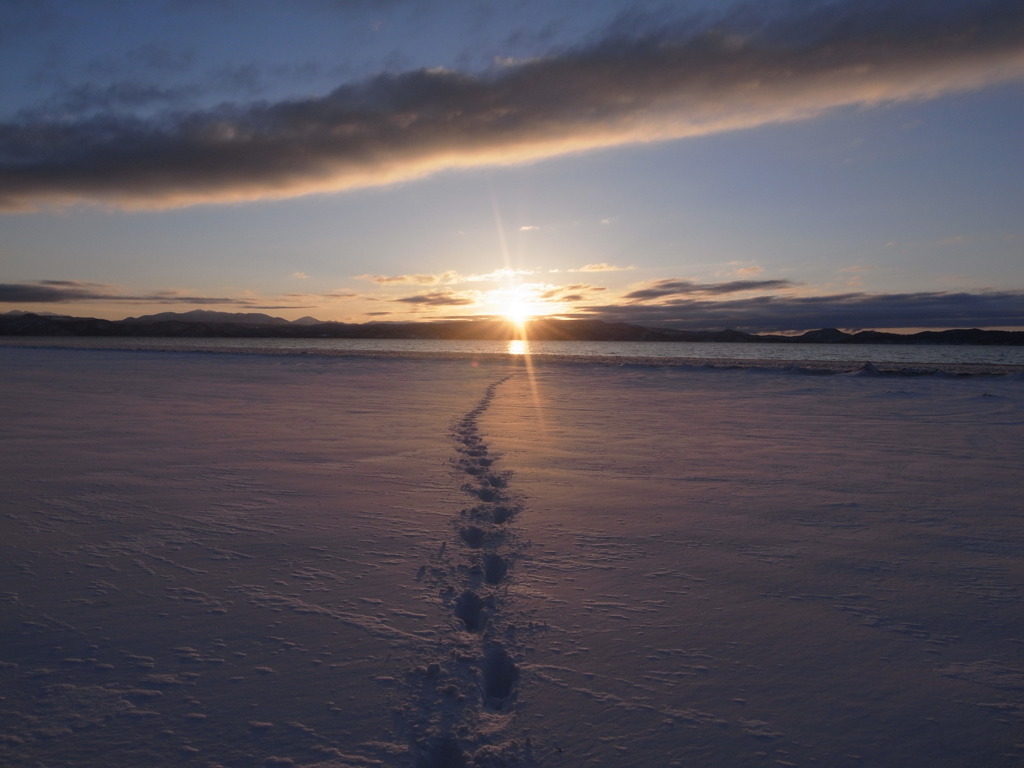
[2, 337, 1022, 377]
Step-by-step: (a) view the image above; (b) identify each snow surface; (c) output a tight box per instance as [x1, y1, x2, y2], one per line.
[1, 347, 1022, 767]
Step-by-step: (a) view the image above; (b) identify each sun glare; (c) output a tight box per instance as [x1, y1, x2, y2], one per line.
[492, 284, 545, 328]
[502, 296, 533, 325]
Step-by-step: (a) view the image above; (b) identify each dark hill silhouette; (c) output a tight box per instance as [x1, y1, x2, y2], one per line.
[1, 311, 1021, 345]
[125, 310, 293, 325]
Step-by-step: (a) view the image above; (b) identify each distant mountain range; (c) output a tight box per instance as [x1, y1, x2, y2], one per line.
[118, 309, 324, 326]
[1, 310, 1022, 345]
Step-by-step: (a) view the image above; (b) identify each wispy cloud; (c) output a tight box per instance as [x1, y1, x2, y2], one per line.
[727, 262, 764, 277]
[0, 280, 279, 308]
[364, 268, 533, 286]
[363, 272, 458, 286]
[624, 278, 796, 301]
[538, 283, 609, 303]
[393, 290, 477, 307]
[461, 268, 535, 283]
[19, 82, 195, 121]
[574, 263, 632, 273]
[2, 1, 1021, 210]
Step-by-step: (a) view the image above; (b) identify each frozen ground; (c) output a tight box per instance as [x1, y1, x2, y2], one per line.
[0, 347, 1022, 767]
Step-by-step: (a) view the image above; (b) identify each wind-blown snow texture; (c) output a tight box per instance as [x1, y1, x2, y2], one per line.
[1, 348, 1022, 767]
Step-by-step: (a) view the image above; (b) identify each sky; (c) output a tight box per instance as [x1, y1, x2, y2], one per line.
[1, 0, 1022, 333]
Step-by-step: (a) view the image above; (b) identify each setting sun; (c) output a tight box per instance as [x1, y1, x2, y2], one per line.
[501, 296, 533, 325]
[489, 283, 547, 326]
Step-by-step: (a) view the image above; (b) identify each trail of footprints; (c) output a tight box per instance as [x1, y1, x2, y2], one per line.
[406, 374, 532, 767]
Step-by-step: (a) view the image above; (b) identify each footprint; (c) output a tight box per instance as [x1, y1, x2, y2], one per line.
[458, 460, 485, 476]
[454, 590, 487, 633]
[482, 473, 507, 489]
[481, 644, 518, 710]
[463, 505, 489, 523]
[414, 732, 467, 768]
[490, 506, 516, 525]
[459, 526, 486, 549]
[467, 486, 503, 503]
[482, 553, 508, 585]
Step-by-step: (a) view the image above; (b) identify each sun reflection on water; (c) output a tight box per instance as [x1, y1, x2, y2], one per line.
[507, 339, 528, 355]
[504, 333, 547, 433]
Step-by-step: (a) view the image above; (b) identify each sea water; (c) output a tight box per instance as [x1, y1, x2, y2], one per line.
[2, 335, 1022, 370]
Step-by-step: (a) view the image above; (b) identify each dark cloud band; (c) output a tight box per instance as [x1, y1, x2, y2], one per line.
[581, 290, 1024, 332]
[0, 281, 239, 306]
[1, 0, 1021, 210]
